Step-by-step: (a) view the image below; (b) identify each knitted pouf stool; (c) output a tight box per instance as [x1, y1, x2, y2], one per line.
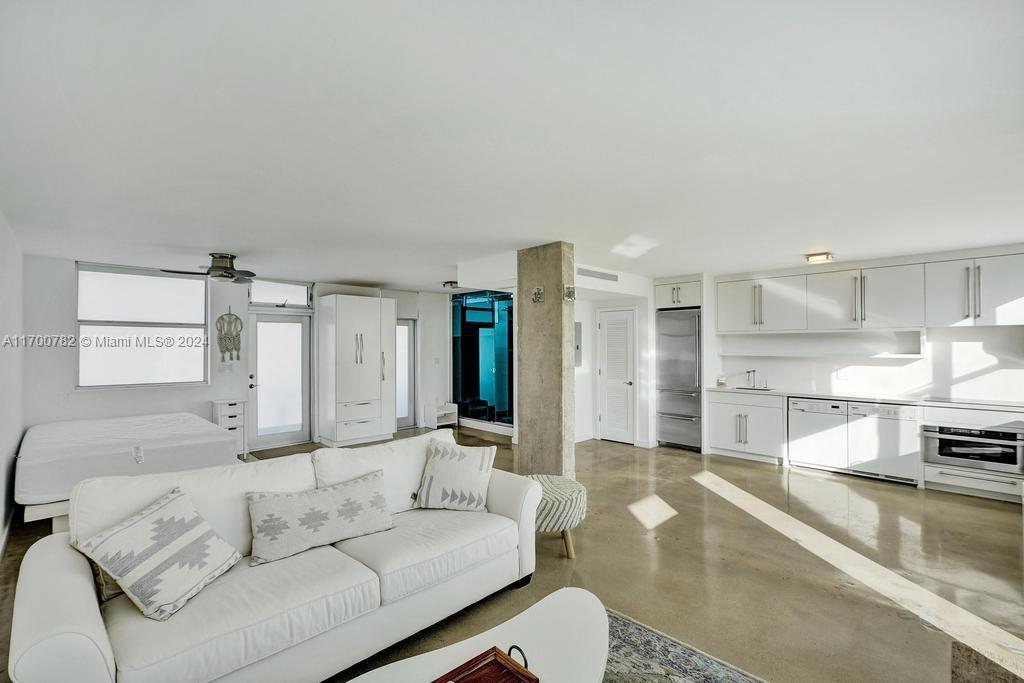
[526, 474, 587, 559]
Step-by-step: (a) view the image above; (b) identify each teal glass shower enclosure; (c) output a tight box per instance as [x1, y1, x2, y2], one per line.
[452, 291, 513, 426]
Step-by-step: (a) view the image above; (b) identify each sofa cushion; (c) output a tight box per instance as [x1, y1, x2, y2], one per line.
[75, 487, 241, 621]
[335, 508, 517, 604]
[313, 429, 456, 513]
[71, 453, 316, 558]
[102, 546, 379, 682]
[248, 470, 393, 566]
[416, 440, 496, 511]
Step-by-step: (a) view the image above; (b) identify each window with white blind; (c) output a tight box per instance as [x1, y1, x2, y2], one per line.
[77, 264, 209, 387]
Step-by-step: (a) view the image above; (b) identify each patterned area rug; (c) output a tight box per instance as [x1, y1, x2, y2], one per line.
[605, 609, 763, 682]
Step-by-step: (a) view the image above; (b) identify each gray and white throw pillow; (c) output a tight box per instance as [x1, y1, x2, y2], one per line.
[247, 469, 393, 566]
[416, 439, 496, 511]
[73, 488, 241, 621]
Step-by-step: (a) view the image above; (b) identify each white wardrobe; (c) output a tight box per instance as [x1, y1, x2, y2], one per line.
[317, 294, 397, 446]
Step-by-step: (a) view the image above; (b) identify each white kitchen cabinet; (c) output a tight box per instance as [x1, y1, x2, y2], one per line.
[707, 392, 785, 460]
[860, 264, 924, 329]
[975, 253, 1024, 325]
[806, 269, 861, 330]
[379, 297, 397, 435]
[716, 280, 758, 332]
[656, 281, 701, 309]
[757, 275, 807, 331]
[925, 259, 975, 327]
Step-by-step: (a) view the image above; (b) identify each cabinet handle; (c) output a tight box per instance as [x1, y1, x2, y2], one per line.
[975, 265, 982, 318]
[758, 285, 765, 325]
[860, 275, 866, 321]
[743, 414, 749, 444]
[381, 351, 385, 382]
[359, 333, 364, 364]
[936, 470, 1015, 487]
[851, 276, 859, 322]
[735, 413, 741, 443]
[354, 333, 360, 364]
[964, 266, 972, 319]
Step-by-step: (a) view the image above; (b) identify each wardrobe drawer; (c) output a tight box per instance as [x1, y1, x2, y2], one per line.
[337, 417, 382, 441]
[216, 402, 245, 418]
[218, 414, 244, 429]
[338, 400, 380, 421]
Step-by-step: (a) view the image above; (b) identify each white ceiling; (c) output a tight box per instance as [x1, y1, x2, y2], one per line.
[1, 1, 1022, 291]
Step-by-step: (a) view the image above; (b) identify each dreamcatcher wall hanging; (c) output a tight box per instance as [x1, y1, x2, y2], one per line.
[216, 307, 244, 361]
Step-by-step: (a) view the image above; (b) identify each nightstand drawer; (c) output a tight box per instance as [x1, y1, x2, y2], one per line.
[216, 402, 245, 417]
[218, 413, 244, 429]
[224, 426, 245, 452]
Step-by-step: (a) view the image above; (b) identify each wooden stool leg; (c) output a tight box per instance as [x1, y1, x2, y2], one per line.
[562, 529, 576, 559]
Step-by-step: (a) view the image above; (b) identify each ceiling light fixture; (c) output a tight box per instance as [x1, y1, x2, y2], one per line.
[804, 252, 834, 264]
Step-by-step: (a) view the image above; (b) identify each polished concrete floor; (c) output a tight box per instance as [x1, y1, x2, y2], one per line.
[1, 432, 1021, 682]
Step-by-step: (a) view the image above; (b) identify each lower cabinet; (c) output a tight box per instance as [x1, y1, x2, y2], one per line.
[708, 393, 785, 460]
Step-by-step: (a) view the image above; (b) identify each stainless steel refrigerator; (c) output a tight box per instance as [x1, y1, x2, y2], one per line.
[656, 308, 701, 450]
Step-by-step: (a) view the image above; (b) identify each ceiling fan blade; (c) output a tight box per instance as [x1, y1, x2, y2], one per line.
[232, 276, 253, 284]
[161, 268, 207, 275]
[229, 269, 256, 278]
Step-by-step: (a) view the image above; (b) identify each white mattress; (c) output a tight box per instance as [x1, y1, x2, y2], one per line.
[15, 412, 239, 505]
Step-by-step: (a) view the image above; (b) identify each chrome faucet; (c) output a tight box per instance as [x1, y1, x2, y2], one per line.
[746, 369, 757, 388]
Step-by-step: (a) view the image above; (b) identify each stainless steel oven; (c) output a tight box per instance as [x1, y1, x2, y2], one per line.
[923, 425, 1024, 474]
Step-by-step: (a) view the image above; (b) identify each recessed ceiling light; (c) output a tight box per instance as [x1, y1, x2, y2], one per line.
[804, 252, 834, 264]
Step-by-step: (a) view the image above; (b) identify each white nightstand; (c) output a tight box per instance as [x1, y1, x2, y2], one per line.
[424, 402, 458, 429]
[212, 399, 248, 459]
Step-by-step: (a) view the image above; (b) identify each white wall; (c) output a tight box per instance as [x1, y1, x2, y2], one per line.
[415, 292, 451, 426]
[718, 327, 1024, 401]
[0, 214, 24, 531]
[574, 299, 595, 442]
[22, 255, 250, 425]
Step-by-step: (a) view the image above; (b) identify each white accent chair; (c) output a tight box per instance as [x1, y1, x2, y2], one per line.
[9, 430, 541, 683]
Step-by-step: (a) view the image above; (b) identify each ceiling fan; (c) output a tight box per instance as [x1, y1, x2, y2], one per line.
[162, 253, 256, 284]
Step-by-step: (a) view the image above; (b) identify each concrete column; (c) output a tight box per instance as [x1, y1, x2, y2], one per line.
[515, 241, 575, 477]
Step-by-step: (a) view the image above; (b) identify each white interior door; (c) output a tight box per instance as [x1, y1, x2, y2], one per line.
[598, 309, 635, 444]
[248, 313, 311, 450]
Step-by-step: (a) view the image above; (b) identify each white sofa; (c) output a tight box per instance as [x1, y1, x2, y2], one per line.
[8, 430, 542, 683]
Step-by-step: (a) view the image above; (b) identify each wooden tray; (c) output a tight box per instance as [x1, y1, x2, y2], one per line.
[430, 646, 539, 683]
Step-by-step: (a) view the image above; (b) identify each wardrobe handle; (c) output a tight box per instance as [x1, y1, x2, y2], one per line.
[758, 285, 765, 325]
[354, 334, 359, 364]
[381, 351, 385, 381]
[964, 266, 971, 319]
[359, 333, 364, 364]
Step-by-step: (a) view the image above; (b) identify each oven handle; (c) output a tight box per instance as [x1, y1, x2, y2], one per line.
[948, 446, 1007, 455]
[922, 431, 1022, 447]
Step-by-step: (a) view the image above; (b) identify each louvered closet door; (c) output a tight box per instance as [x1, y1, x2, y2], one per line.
[598, 309, 636, 444]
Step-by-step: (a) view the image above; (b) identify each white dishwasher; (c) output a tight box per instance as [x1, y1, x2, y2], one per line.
[848, 402, 921, 483]
[788, 399, 849, 471]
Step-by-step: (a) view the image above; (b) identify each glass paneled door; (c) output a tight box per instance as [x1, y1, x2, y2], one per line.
[248, 313, 311, 450]
[396, 320, 416, 428]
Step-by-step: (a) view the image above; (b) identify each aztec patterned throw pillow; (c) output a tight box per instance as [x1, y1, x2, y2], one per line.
[415, 439, 496, 511]
[247, 469, 393, 566]
[73, 488, 241, 621]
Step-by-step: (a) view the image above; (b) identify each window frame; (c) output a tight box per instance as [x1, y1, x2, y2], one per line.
[75, 262, 211, 389]
[247, 278, 313, 310]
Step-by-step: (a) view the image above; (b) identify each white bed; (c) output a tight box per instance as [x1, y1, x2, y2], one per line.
[15, 412, 240, 527]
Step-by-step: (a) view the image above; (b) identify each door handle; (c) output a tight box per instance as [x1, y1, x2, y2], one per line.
[624, 380, 633, 386]
[249, 383, 257, 389]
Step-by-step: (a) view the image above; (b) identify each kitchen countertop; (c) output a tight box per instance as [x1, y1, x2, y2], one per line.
[706, 387, 1024, 413]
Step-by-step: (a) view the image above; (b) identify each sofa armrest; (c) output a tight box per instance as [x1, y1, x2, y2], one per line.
[487, 470, 542, 577]
[9, 533, 115, 683]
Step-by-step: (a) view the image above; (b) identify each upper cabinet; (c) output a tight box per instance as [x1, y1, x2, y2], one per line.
[758, 275, 807, 331]
[717, 275, 806, 332]
[975, 254, 1024, 325]
[655, 281, 701, 309]
[807, 269, 861, 330]
[860, 264, 924, 329]
[925, 253, 1024, 327]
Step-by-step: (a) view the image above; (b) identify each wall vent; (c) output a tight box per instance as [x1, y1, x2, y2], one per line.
[576, 267, 619, 282]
